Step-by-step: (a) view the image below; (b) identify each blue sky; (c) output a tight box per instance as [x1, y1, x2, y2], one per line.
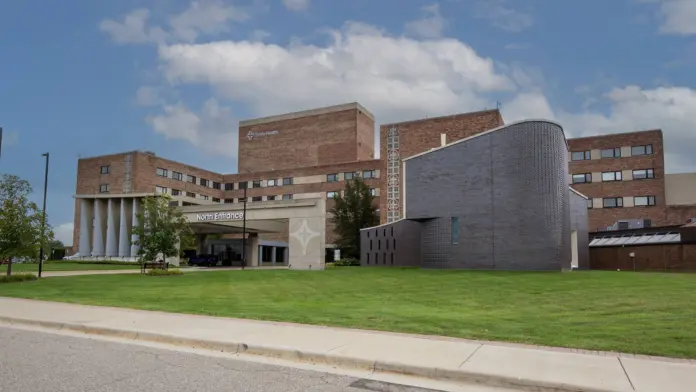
[1, 0, 696, 245]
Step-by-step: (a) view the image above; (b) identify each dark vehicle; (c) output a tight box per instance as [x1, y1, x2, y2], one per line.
[187, 254, 218, 267]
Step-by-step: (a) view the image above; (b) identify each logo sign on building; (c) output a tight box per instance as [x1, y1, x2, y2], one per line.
[196, 212, 245, 221]
[247, 130, 279, 140]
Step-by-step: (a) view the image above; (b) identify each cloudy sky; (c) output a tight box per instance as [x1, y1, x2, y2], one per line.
[1, 0, 696, 245]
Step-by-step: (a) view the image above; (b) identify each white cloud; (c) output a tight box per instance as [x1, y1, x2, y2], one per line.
[146, 98, 238, 157]
[655, 0, 696, 35]
[474, 0, 534, 32]
[135, 86, 164, 106]
[53, 222, 74, 247]
[405, 3, 446, 39]
[282, 0, 309, 11]
[249, 29, 271, 42]
[99, 9, 168, 45]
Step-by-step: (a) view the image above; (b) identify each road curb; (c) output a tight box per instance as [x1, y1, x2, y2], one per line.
[0, 316, 621, 392]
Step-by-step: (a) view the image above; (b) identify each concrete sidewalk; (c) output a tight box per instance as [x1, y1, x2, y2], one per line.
[0, 298, 693, 392]
[41, 266, 286, 277]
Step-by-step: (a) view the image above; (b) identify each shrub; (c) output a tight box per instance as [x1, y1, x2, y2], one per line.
[333, 258, 361, 267]
[145, 268, 183, 276]
[1, 273, 38, 284]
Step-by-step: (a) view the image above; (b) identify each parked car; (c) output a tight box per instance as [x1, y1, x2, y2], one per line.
[187, 254, 218, 267]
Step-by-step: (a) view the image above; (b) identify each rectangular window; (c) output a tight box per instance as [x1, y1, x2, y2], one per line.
[201, 195, 209, 200]
[252, 180, 261, 188]
[212, 181, 221, 190]
[267, 179, 277, 187]
[224, 183, 234, 190]
[99, 184, 109, 193]
[571, 151, 591, 161]
[587, 199, 593, 209]
[572, 173, 592, 184]
[632, 168, 655, 180]
[200, 178, 209, 187]
[634, 196, 656, 206]
[156, 186, 168, 194]
[327, 191, 338, 199]
[252, 196, 262, 202]
[283, 177, 293, 185]
[601, 148, 621, 158]
[362, 170, 376, 179]
[631, 144, 653, 156]
[172, 171, 183, 181]
[187, 175, 196, 184]
[603, 197, 623, 208]
[239, 197, 247, 203]
[239, 182, 248, 189]
[602, 171, 622, 182]
[344, 172, 355, 181]
[224, 198, 234, 204]
[212, 197, 220, 202]
[267, 195, 276, 201]
[156, 168, 168, 177]
[100, 165, 110, 175]
[369, 188, 377, 196]
[282, 194, 293, 200]
[451, 216, 460, 245]
[327, 173, 338, 182]
[186, 191, 196, 198]
[171, 189, 182, 196]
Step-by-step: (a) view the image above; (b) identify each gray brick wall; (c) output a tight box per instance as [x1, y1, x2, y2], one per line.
[404, 121, 572, 270]
[570, 190, 590, 269]
[360, 219, 422, 267]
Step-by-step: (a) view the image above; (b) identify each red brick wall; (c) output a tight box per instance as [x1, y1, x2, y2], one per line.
[590, 244, 696, 272]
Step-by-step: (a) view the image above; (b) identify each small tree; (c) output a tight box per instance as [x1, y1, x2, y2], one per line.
[0, 174, 46, 275]
[131, 194, 192, 264]
[329, 177, 379, 259]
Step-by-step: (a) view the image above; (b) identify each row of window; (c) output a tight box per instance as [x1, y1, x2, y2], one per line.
[365, 252, 394, 265]
[572, 169, 655, 184]
[369, 237, 396, 251]
[571, 144, 653, 161]
[588, 196, 657, 209]
[154, 185, 377, 202]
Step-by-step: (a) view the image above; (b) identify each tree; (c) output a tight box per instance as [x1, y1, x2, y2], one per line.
[131, 194, 193, 264]
[329, 177, 379, 259]
[0, 174, 47, 275]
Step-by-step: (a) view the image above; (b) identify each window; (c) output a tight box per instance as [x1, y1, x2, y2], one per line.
[200, 178, 209, 187]
[186, 191, 196, 198]
[239, 197, 247, 203]
[633, 169, 655, 180]
[631, 144, 653, 156]
[603, 197, 623, 208]
[327, 174, 338, 182]
[362, 170, 376, 179]
[571, 151, 591, 161]
[253, 180, 261, 188]
[172, 171, 183, 181]
[369, 188, 377, 196]
[201, 195, 209, 200]
[239, 182, 248, 189]
[601, 148, 621, 158]
[344, 172, 355, 180]
[100, 165, 110, 175]
[282, 194, 293, 200]
[252, 196, 262, 202]
[587, 199, 593, 209]
[267, 195, 276, 201]
[602, 171, 622, 182]
[168, 201, 179, 207]
[283, 177, 293, 185]
[156, 186, 168, 194]
[327, 191, 338, 199]
[212, 181, 221, 190]
[99, 184, 109, 193]
[267, 179, 277, 187]
[451, 217, 460, 245]
[187, 175, 196, 184]
[634, 196, 656, 206]
[156, 168, 168, 177]
[572, 173, 592, 184]
[171, 189, 182, 196]
[212, 197, 220, 202]
[224, 198, 234, 204]
[224, 183, 234, 190]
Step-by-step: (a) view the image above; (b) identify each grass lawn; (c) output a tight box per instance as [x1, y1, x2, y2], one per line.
[0, 268, 694, 358]
[1, 261, 141, 273]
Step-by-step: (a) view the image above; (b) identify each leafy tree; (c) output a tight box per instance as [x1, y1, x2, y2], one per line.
[329, 177, 379, 259]
[0, 174, 49, 275]
[131, 194, 193, 264]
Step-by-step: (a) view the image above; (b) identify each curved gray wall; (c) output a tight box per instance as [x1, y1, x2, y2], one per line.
[404, 121, 571, 270]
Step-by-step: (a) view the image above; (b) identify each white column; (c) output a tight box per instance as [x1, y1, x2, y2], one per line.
[118, 198, 131, 257]
[105, 198, 119, 257]
[92, 199, 105, 257]
[130, 198, 140, 257]
[271, 246, 277, 264]
[78, 199, 93, 257]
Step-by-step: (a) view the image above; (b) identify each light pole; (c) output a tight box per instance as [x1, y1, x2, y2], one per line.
[38, 152, 49, 278]
[241, 185, 247, 269]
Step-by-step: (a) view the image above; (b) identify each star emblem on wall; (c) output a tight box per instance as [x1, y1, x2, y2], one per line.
[291, 219, 320, 255]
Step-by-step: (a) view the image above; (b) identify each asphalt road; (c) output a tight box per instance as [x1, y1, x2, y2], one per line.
[0, 326, 500, 392]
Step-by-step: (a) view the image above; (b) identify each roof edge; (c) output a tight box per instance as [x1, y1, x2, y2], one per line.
[569, 187, 589, 200]
[239, 102, 375, 127]
[380, 108, 501, 128]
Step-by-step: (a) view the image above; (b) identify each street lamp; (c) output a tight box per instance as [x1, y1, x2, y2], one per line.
[38, 152, 49, 278]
